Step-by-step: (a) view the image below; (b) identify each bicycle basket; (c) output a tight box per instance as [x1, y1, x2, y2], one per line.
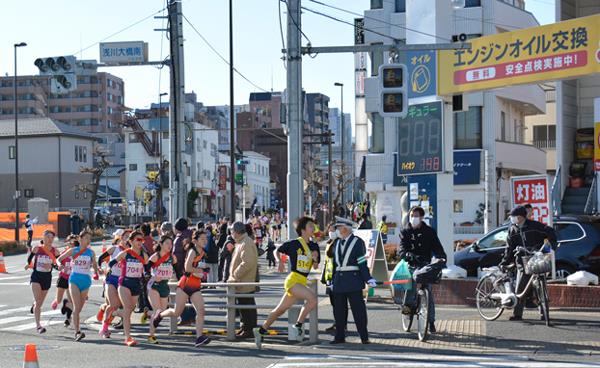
[413, 262, 443, 284]
[524, 252, 552, 275]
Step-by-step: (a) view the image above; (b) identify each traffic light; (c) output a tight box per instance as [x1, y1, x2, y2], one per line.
[378, 63, 408, 118]
[34, 56, 77, 94]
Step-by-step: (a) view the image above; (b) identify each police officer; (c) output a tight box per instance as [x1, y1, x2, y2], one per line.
[500, 205, 557, 321]
[327, 217, 377, 344]
[398, 206, 447, 333]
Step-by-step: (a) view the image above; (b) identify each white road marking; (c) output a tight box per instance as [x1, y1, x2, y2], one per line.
[0, 316, 31, 326]
[0, 275, 31, 281]
[1, 320, 63, 332]
[0, 307, 30, 317]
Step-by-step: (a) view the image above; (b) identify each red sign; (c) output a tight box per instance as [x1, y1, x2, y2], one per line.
[218, 165, 228, 191]
[511, 175, 551, 225]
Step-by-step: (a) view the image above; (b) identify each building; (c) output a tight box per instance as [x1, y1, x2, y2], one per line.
[361, 0, 547, 241]
[525, 83, 557, 174]
[0, 72, 127, 169]
[304, 93, 330, 214]
[241, 151, 271, 213]
[0, 117, 96, 211]
[555, 1, 600, 215]
[202, 104, 250, 152]
[320, 107, 354, 208]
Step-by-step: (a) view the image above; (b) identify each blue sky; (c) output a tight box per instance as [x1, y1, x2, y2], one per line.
[1, 0, 554, 119]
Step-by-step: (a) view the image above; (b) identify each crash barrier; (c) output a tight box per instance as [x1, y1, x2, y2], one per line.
[167, 280, 319, 343]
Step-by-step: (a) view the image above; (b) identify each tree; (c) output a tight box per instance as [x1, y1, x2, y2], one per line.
[332, 162, 353, 216]
[73, 146, 111, 228]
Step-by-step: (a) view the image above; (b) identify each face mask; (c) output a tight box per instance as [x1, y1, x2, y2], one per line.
[328, 231, 337, 240]
[335, 229, 341, 238]
[510, 216, 519, 225]
[410, 217, 421, 227]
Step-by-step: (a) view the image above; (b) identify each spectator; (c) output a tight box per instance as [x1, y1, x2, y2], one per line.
[228, 221, 258, 339]
[160, 222, 174, 238]
[173, 218, 192, 280]
[358, 214, 373, 230]
[24, 214, 38, 249]
[70, 211, 81, 235]
[377, 215, 388, 244]
[204, 224, 219, 284]
[140, 223, 155, 254]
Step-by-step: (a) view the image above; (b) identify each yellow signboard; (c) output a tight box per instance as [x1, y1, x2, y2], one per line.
[438, 14, 600, 95]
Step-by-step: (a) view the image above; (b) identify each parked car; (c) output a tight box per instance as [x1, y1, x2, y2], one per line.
[454, 215, 600, 279]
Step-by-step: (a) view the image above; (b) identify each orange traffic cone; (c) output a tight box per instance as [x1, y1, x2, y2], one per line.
[0, 252, 7, 273]
[23, 344, 39, 368]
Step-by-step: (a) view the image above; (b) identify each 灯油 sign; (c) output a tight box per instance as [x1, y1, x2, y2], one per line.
[100, 41, 148, 64]
[438, 14, 600, 95]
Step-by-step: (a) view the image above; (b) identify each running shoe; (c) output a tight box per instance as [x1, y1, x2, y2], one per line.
[113, 319, 124, 330]
[253, 327, 267, 349]
[51, 299, 58, 310]
[99, 327, 111, 339]
[96, 305, 106, 322]
[75, 331, 86, 341]
[125, 337, 138, 347]
[140, 311, 149, 325]
[294, 323, 304, 342]
[148, 336, 159, 344]
[194, 335, 211, 347]
[151, 313, 163, 329]
[36, 326, 46, 334]
[64, 318, 70, 327]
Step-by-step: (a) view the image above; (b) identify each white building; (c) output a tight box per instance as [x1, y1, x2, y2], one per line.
[361, 0, 547, 242]
[242, 151, 271, 213]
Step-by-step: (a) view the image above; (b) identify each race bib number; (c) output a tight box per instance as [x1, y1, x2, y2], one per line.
[72, 256, 91, 274]
[62, 259, 72, 275]
[35, 255, 53, 272]
[126, 261, 143, 278]
[154, 264, 173, 279]
[256, 229, 262, 237]
[296, 255, 311, 273]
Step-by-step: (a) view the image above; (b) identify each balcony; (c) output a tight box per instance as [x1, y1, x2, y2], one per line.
[496, 84, 546, 116]
[496, 140, 547, 174]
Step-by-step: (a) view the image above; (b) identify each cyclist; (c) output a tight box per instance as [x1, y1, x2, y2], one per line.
[398, 206, 447, 333]
[254, 217, 320, 346]
[499, 206, 557, 321]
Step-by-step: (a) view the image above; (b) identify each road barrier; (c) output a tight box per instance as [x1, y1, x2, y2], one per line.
[167, 280, 319, 343]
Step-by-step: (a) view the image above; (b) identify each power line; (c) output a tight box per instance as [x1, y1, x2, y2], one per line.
[280, 0, 312, 45]
[300, 5, 399, 42]
[74, 6, 167, 55]
[181, 14, 269, 93]
[307, 0, 451, 42]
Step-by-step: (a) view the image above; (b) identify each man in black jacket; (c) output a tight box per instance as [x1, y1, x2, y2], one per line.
[500, 206, 557, 321]
[398, 206, 447, 333]
[217, 217, 232, 281]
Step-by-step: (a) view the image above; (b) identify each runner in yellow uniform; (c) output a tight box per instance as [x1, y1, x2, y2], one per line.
[254, 216, 320, 348]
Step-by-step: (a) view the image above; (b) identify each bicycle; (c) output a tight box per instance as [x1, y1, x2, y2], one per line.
[475, 245, 551, 326]
[394, 259, 445, 342]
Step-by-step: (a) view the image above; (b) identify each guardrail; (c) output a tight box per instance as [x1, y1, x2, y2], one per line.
[166, 280, 319, 343]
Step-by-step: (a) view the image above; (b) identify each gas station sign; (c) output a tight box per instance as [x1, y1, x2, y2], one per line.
[511, 175, 552, 225]
[438, 14, 600, 95]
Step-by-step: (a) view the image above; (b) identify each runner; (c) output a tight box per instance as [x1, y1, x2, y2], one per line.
[25, 229, 60, 334]
[53, 234, 77, 327]
[253, 217, 265, 248]
[97, 229, 132, 337]
[254, 216, 320, 348]
[57, 230, 101, 341]
[147, 235, 177, 344]
[110, 230, 148, 346]
[151, 230, 211, 347]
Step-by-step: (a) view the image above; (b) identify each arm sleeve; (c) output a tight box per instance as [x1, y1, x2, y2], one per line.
[98, 250, 111, 266]
[108, 259, 118, 268]
[357, 240, 372, 282]
[277, 241, 290, 256]
[27, 252, 35, 265]
[500, 228, 516, 266]
[398, 229, 412, 260]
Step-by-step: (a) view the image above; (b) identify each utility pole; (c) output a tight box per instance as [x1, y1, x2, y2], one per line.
[228, 0, 236, 221]
[286, 0, 303, 233]
[334, 82, 345, 206]
[327, 130, 333, 223]
[168, 0, 186, 222]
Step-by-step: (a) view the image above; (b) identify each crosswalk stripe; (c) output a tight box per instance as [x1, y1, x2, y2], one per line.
[1, 320, 63, 332]
[0, 307, 30, 317]
[0, 316, 32, 326]
[0, 275, 31, 281]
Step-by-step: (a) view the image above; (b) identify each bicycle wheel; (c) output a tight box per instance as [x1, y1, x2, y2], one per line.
[397, 289, 414, 332]
[416, 288, 429, 342]
[536, 275, 551, 326]
[476, 275, 505, 321]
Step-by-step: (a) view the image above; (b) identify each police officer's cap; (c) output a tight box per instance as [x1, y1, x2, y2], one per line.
[334, 216, 357, 228]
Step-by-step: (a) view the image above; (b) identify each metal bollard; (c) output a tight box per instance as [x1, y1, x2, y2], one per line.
[308, 281, 318, 344]
[226, 284, 236, 341]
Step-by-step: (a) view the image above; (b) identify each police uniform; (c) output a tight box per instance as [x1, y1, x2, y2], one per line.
[330, 218, 372, 343]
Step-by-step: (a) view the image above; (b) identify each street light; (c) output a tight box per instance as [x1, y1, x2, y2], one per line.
[157, 92, 168, 221]
[334, 82, 345, 208]
[14, 42, 27, 243]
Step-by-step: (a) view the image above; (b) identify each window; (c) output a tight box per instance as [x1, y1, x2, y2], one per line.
[555, 222, 585, 242]
[370, 0, 383, 9]
[465, 0, 481, 7]
[82, 147, 87, 162]
[395, 0, 406, 12]
[477, 227, 508, 249]
[533, 125, 556, 149]
[24, 189, 34, 198]
[128, 133, 139, 143]
[74, 146, 84, 162]
[454, 106, 482, 149]
[500, 111, 506, 141]
[453, 200, 463, 213]
[129, 164, 138, 171]
[9, 145, 15, 159]
[162, 132, 169, 140]
[146, 163, 159, 171]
